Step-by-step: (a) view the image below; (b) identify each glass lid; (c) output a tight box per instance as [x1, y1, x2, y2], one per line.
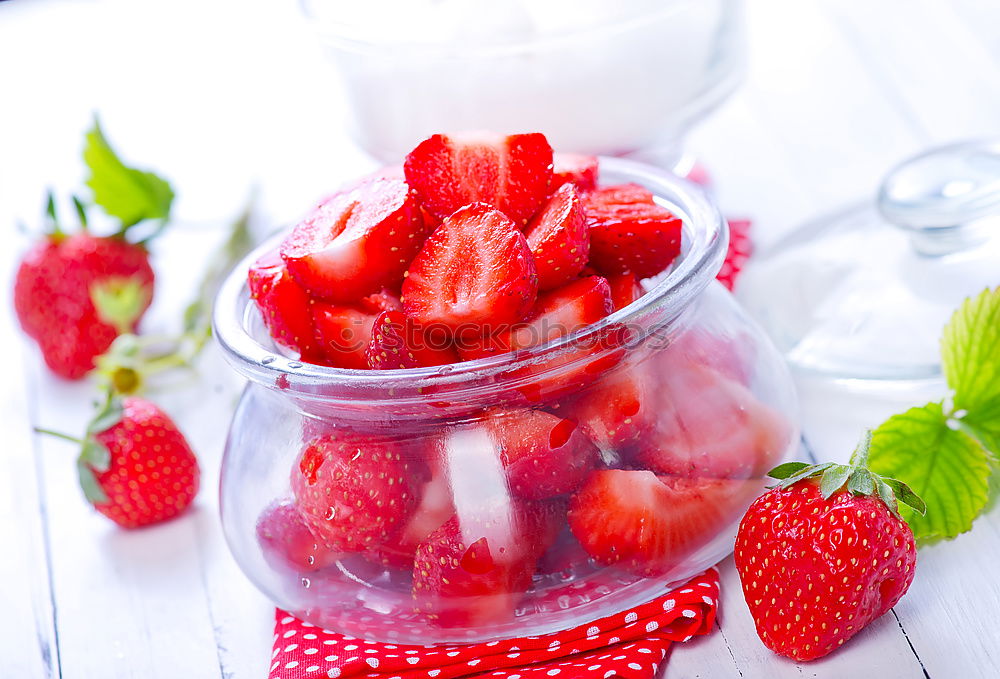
[738, 139, 1000, 382]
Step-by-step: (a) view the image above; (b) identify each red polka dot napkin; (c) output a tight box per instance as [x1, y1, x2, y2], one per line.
[268, 568, 719, 679]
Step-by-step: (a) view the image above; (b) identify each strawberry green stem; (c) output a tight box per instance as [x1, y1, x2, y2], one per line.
[848, 430, 874, 469]
[34, 428, 83, 444]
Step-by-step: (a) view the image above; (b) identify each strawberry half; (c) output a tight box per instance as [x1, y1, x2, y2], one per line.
[402, 203, 538, 337]
[412, 499, 563, 627]
[365, 310, 459, 369]
[248, 250, 320, 360]
[311, 303, 379, 369]
[403, 132, 554, 224]
[485, 408, 597, 499]
[524, 184, 589, 291]
[551, 153, 599, 193]
[568, 470, 756, 576]
[256, 500, 341, 572]
[606, 271, 644, 311]
[370, 448, 455, 569]
[290, 433, 424, 552]
[280, 177, 429, 303]
[562, 367, 654, 455]
[583, 183, 683, 278]
[635, 363, 790, 480]
[457, 275, 613, 359]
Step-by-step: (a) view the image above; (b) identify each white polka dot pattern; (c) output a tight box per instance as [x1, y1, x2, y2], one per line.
[267, 569, 719, 679]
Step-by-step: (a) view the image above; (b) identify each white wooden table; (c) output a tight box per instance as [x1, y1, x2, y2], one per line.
[2, 0, 999, 677]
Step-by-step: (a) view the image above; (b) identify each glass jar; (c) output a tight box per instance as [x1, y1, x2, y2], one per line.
[213, 158, 798, 644]
[301, 0, 745, 170]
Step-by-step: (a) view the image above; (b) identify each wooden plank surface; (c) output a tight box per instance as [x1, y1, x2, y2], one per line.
[1, 0, 999, 677]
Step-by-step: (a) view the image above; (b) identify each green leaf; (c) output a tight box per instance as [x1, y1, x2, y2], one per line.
[883, 478, 928, 516]
[80, 437, 111, 473]
[83, 117, 174, 229]
[961, 394, 1000, 457]
[870, 402, 991, 540]
[942, 287, 1000, 421]
[846, 467, 875, 496]
[90, 276, 152, 335]
[819, 465, 852, 498]
[768, 462, 811, 479]
[77, 459, 109, 504]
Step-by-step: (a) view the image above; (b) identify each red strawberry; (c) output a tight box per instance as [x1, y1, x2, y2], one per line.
[15, 233, 154, 379]
[248, 250, 320, 360]
[583, 183, 683, 278]
[310, 303, 379, 369]
[290, 433, 423, 552]
[562, 367, 654, 454]
[74, 396, 199, 528]
[484, 408, 597, 499]
[568, 470, 756, 575]
[457, 275, 612, 360]
[403, 132, 553, 224]
[365, 310, 459, 369]
[606, 271, 644, 311]
[280, 177, 430, 303]
[412, 499, 563, 626]
[256, 500, 341, 572]
[735, 442, 923, 661]
[359, 287, 403, 314]
[402, 203, 538, 337]
[634, 363, 790, 480]
[524, 184, 589, 291]
[370, 449, 455, 569]
[551, 153, 599, 193]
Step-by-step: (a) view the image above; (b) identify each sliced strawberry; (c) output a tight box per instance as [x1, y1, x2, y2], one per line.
[606, 271, 644, 311]
[280, 177, 430, 303]
[457, 276, 625, 402]
[365, 310, 459, 369]
[291, 433, 424, 552]
[371, 450, 454, 569]
[485, 408, 597, 499]
[568, 470, 758, 575]
[561, 367, 655, 455]
[412, 499, 563, 627]
[457, 276, 612, 359]
[358, 288, 402, 314]
[524, 184, 589, 291]
[256, 500, 341, 572]
[311, 303, 378, 369]
[583, 183, 683, 278]
[402, 203, 538, 337]
[403, 132, 553, 224]
[551, 153, 599, 192]
[634, 363, 791, 480]
[248, 250, 320, 359]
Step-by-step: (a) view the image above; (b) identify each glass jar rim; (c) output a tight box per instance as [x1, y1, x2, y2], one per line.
[212, 156, 728, 397]
[300, 0, 706, 59]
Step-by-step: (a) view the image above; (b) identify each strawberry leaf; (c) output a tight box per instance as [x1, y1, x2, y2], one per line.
[942, 287, 1000, 430]
[77, 459, 109, 504]
[819, 465, 852, 498]
[768, 461, 812, 479]
[90, 276, 152, 335]
[870, 402, 990, 540]
[83, 117, 174, 229]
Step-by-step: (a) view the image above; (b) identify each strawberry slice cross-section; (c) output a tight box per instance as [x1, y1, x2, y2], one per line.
[403, 132, 554, 224]
[402, 203, 538, 338]
[280, 176, 429, 304]
[583, 183, 683, 279]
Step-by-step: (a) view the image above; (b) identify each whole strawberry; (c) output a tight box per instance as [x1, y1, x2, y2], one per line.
[734, 432, 924, 661]
[72, 396, 200, 528]
[15, 229, 154, 379]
